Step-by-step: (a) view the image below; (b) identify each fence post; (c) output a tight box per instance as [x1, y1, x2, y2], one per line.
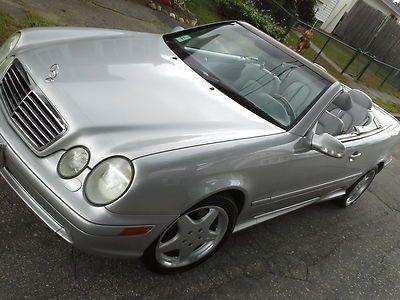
[284, 15, 298, 37]
[357, 55, 375, 81]
[380, 69, 395, 87]
[313, 36, 332, 63]
[341, 49, 361, 74]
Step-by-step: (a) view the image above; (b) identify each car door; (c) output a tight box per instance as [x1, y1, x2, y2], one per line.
[254, 120, 384, 215]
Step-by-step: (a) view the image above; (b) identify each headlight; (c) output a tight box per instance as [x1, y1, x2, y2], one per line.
[57, 147, 90, 179]
[84, 157, 134, 206]
[0, 32, 21, 61]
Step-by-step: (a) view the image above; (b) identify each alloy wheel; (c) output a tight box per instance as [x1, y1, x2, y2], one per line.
[345, 170, 376, 206]
[155, 206, 229, 268]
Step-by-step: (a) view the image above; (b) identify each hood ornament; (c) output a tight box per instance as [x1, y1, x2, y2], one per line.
[45, 64, 59, 82]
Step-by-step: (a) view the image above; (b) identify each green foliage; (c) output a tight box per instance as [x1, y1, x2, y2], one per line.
[296, 0, 317, 23]
[253, 0, 317, 25]
[283, 0, 296, 14]
[186, 0, 222, 24]
[173, 0, 190, 8]
[216, 0, 286, 41]
[0, 12, 59, 44]
[373, 98, 400, 114]
[0, 12, 20, 44]
[24, 13, 59, 27]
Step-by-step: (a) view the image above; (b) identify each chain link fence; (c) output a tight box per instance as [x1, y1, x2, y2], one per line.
[263, 1, 400, 95]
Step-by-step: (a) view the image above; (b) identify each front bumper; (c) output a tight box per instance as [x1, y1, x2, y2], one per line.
[0, 134, 176, 258]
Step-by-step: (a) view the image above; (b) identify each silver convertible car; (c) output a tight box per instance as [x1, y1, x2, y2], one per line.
[0, 21, 399, 273]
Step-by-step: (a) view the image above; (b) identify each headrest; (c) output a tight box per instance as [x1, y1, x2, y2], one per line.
[333, 91, 352, 111]
[317, 111, 344, 136]
[348, 89, 373, 109]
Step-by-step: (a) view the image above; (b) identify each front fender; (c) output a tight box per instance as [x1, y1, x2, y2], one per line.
[106, 140, 265, 216]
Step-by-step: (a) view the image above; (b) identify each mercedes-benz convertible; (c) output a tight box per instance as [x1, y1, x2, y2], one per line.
[0, 21, 399, 273]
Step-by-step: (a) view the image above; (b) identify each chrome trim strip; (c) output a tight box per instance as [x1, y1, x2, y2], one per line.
[0, 84, 14, 112]
[19, 106, 51, 142]
[338, 125, 391, 143]
[385, 157, 393, 166]
[252, 173, 361, 206]
[236, 189, 347, 233]
[14, 111, 45, 147]
[2, 75, 17, 108]
[22, 101, 56, 138]
[27, 93, 61, 133]
[6, 71, 24, 100]
[254, 198, 317, 220]
[251, 197, 269, 206]
[269, 172, 362, 202]
[32, 91, 65, 129]
[10, 67, 29, 94]
[0, 58, 68, 151]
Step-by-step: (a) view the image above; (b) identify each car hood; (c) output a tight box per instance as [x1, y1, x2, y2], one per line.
[15, 29, 283, 164]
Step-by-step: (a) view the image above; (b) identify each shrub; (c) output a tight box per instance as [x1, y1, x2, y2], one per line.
[216, 0, 286, 41]
[296, 0, 317, 23]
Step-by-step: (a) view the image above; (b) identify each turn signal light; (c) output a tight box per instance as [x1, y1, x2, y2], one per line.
[118, 226, 153, 236]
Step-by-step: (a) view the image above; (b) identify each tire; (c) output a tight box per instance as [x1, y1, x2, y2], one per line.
[337, 168, 377, 208]
[143, 195, 238, 274]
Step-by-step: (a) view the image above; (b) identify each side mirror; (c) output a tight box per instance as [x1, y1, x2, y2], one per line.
[311, 133, 345, 158]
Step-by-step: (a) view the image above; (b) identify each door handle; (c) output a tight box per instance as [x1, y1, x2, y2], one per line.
[349, 151, 362, 162]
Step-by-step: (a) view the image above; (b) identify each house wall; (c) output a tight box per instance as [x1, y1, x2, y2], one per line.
[363, 0, 400, 18]
[319, 0, 400, 33]
[320, 0, 357, 32]
[316, 0, 339, 22]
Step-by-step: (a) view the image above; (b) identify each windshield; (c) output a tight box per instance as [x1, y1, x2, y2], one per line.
[164, 23, 331, 129]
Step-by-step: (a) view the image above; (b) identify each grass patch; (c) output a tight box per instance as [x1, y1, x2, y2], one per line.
[24, 13, 58, 28]
[373, 98, 400, 114]
[284, 30, 318, 61]
[0, 11, 59, 44]
[186, 0, 222, 24]
[0, 12, 22, 44]
[284, 30, 298, 48]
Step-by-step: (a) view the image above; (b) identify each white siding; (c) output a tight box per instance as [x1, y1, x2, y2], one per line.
[316, 0, 340, 22]
[321, 0, 357, 32]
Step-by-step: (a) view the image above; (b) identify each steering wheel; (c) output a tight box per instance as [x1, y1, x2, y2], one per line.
[273, 94, 296, 122]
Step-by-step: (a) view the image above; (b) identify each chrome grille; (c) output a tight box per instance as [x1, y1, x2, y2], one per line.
[0, 61, 66, 150]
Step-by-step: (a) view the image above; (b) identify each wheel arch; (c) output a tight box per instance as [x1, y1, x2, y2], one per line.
[377, 161, 385, 173]
[213, 189, 246, 215]
[185, 187, 248, 215]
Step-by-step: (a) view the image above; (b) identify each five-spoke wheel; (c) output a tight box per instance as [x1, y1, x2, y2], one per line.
[143, 195, 237, 273]
[338, 169, 377, 207]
